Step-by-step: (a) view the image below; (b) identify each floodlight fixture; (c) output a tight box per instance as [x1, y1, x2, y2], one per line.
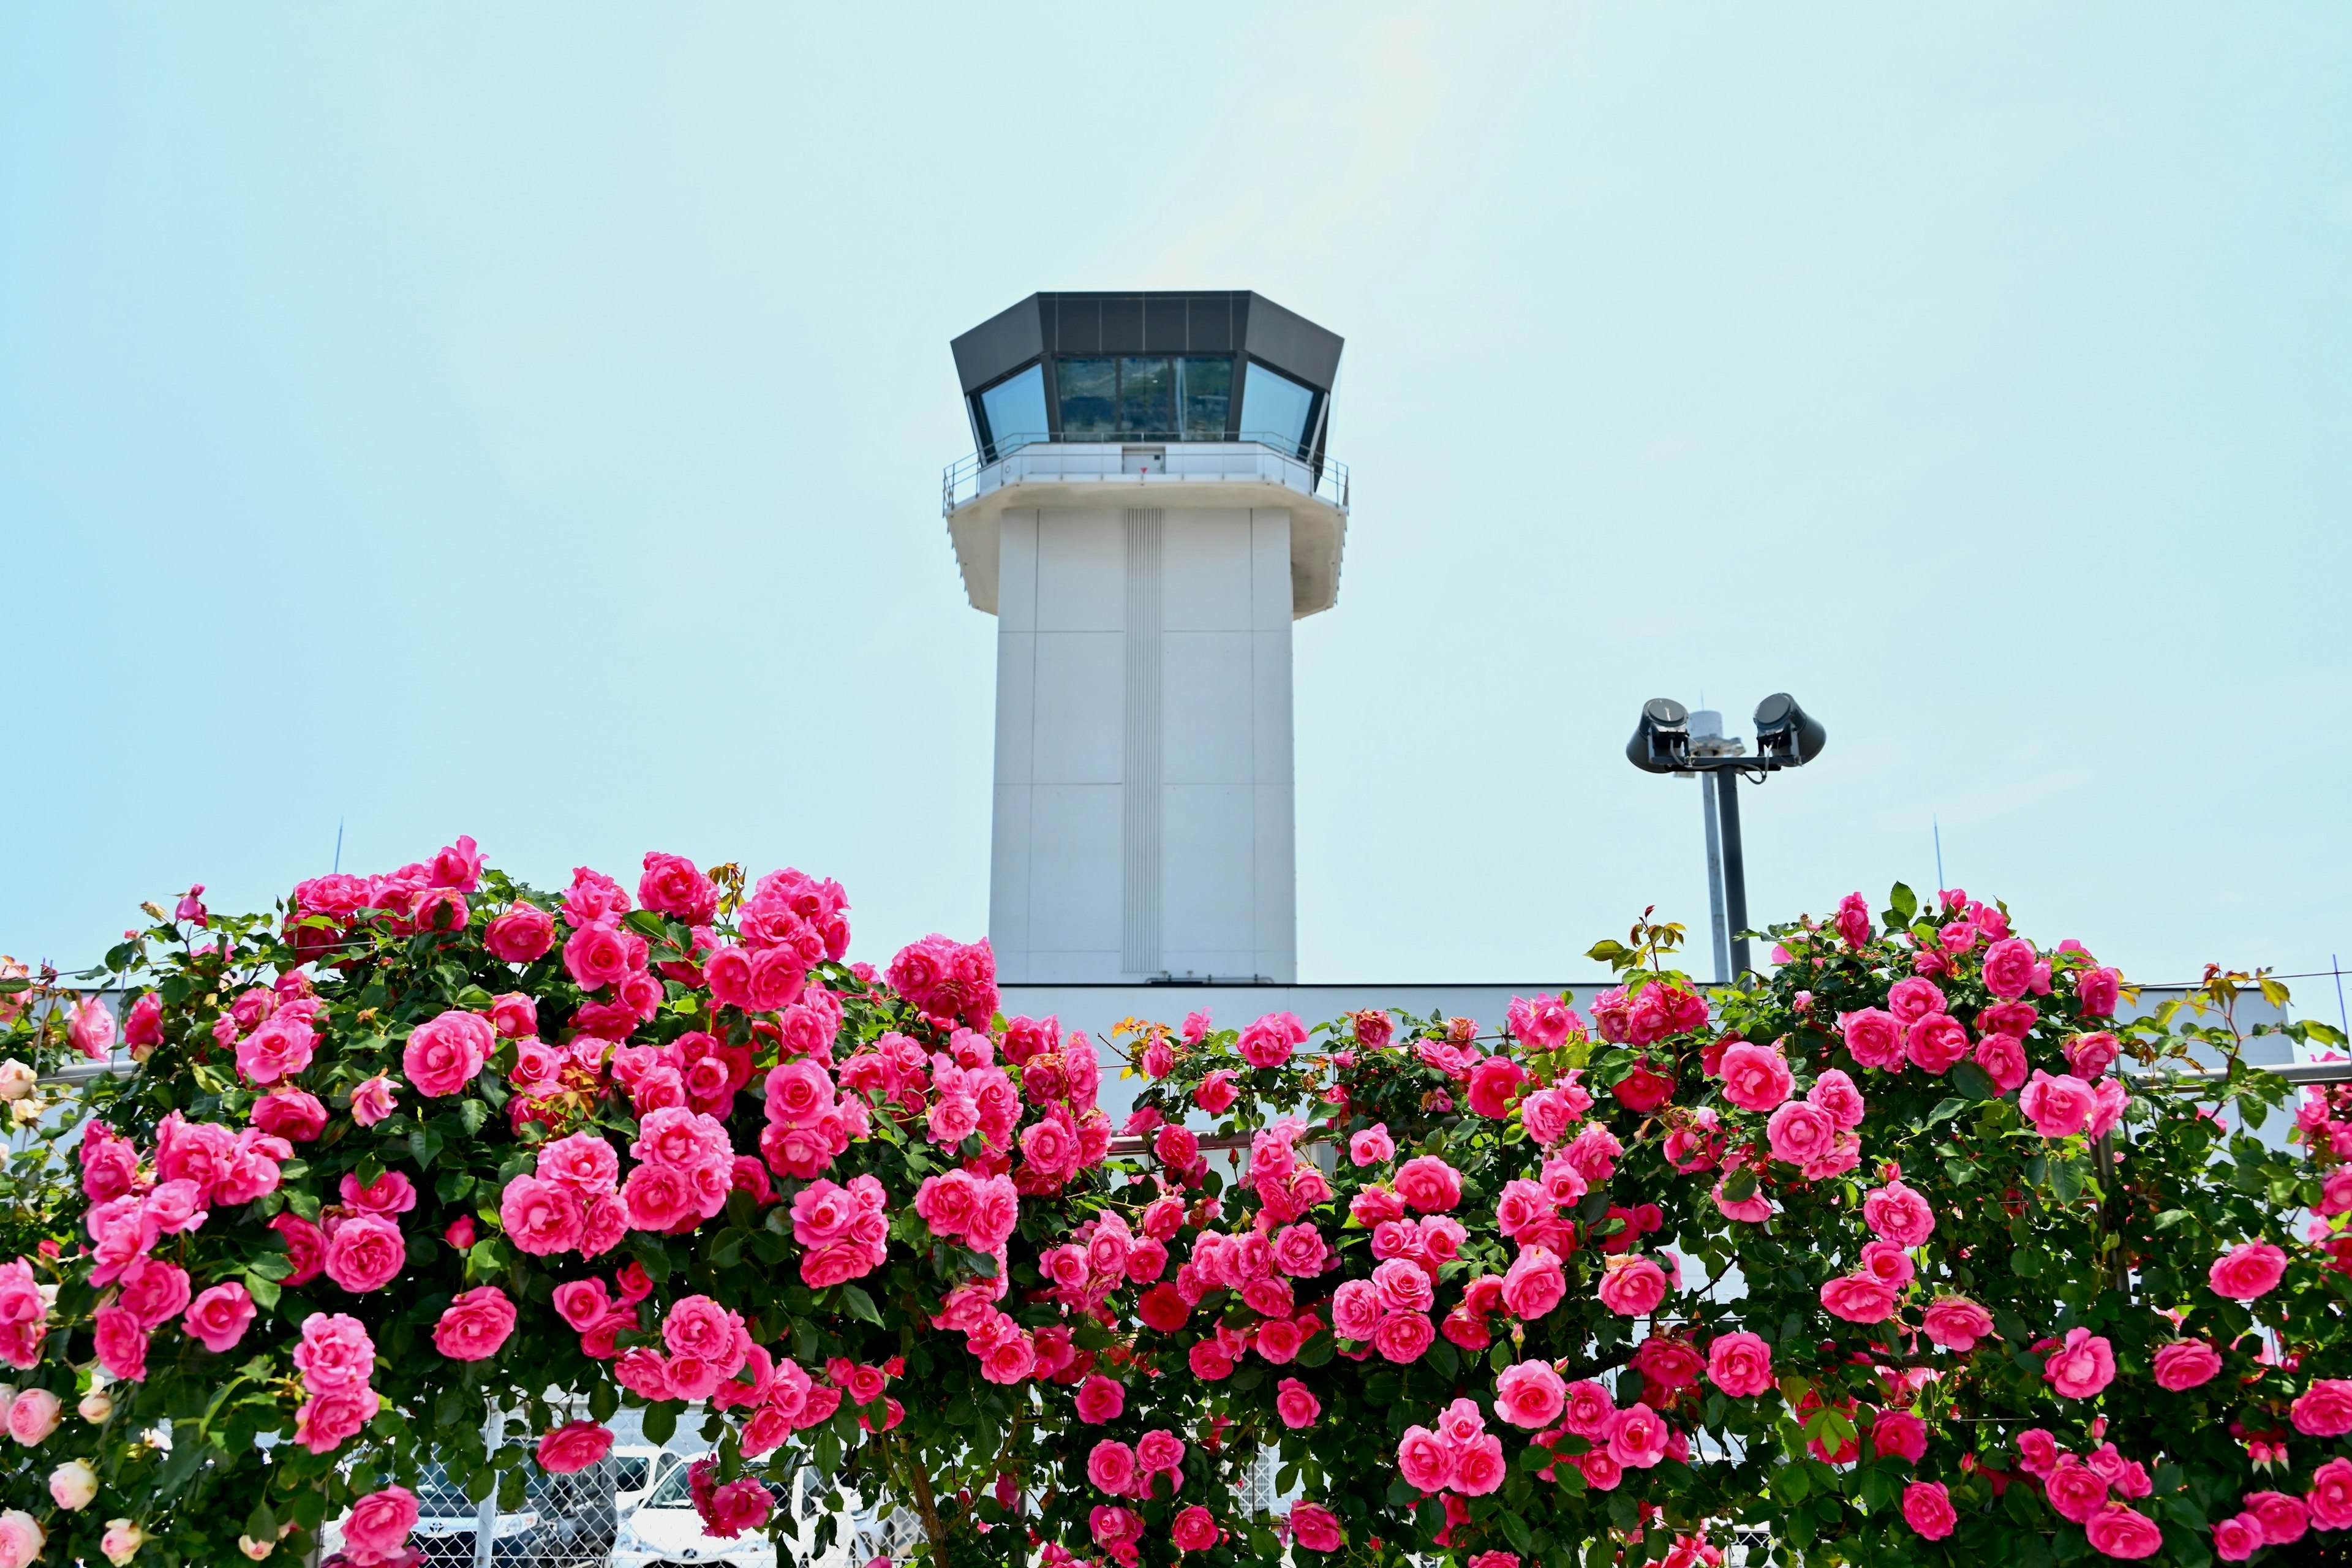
[1622, 690, 1830, 981]
[1752, 692, 1827, 767]
[1625, 698, 1692, 774]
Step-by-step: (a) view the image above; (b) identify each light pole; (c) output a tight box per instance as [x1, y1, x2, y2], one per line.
[1626, 693, 1827, 979]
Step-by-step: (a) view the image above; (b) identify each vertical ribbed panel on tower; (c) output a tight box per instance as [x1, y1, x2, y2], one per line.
[1121, 508, 1163, 974]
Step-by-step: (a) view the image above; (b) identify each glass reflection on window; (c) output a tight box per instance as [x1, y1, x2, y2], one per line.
[1176, 357, 1231, 439]
[978, 364, 1049, 459]
[1057, 358, 1115, 439]
[1115, 358, 1172, 436]
[1240, 361, 1316, 457]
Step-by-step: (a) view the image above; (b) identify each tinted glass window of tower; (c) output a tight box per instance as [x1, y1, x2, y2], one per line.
[1175, 356, 1230, 438]
[978, 364, 1049, 458]
[1240, 361, 1317, 456]
[1055, 355, 1238, 440]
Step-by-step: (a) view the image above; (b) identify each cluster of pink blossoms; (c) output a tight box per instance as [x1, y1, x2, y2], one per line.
[611, 1294, 754, 1405]
[2212, 1458, 2352, 1558]
[760, 1038, 873, 1181]
[287, 833, 484, 962]
[73, 1111, 293, 1381]
[292, 1312, 380, 1454]
[788, 1174, 889, 1287]
[496, 1128, 625, 1256]
[1085, 1427, 1186, 1501]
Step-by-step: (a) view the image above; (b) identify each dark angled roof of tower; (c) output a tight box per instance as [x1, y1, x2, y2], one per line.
[951, 292, 1342, 397]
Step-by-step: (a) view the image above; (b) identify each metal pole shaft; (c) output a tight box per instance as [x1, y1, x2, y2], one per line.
[1702, 772, 1731, 985]
[1717, 769, 1751, 977]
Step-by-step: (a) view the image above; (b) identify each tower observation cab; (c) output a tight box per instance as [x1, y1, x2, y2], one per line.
[941, 292, 1349, 986]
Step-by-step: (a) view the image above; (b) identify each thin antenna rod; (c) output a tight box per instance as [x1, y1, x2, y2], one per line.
[1933, 817, 1945, 892]
[2334, 952, 2347, 1038]
[333, 818, 345, 875]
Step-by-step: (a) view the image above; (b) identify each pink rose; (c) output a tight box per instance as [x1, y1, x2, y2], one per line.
[1806, 1068, 1866, 1129]
[2046, 1455, 2109, 1523]
[1887, 977, 1946, 1023]
[349, 1074, 398, 1126]
[1819, 1273, 1898, 1324]
[1373, 1311, 1435, 1363]
[1981, 938, 2038, 998]
[182, 1281, 257, 1354]
[2312, 1457, 2352, 1530]
[2212, 1513, 2264, 1561]
[1237, 1011, 1306, 1069]
[67, 997, 116, 1060]
[270, 1212, 327, 1286]
[342, 1485, 419, 1564]
[251, 1088, 327, 1142]
[1872, 1410, 1927, 1463]
[1494, 1360, 1566, 1428]
[402, 1009, 492, 1097]
[1171, 1506, 1218, 1553]
[2152, 1339, 2222, 1391]
[1087, 1439, 1137, 1495]
[1717, 1042, 1794, 1113]
[1075, 1374, 1125, 1424]
[1920, 1295, 1993, 1352]
[1862, 1181, 1935, 1247]
[1901, 1481, 1956, 1540]
[116, 1257, 192, 1329]
[1705, 1331, 1773, 1398]
[1841, 1008, 1905, 1071]
[323, 1215, 405, 1294]
[2076, 966, 2121, 1017]
[2016, 1428, 2060, 1478]
[1605, 1402, 1668, 1469]
[2064, 1031, 2120, 1080]
[5, 1389, 58, 1444]
[2210, 1241, 2288, 1302]
[235, 1015, 317, 1085]
[1396, 1425, 1453, 1491]
[93, 1305, 150, 1382]
[1349, 1124, 1396, 1166]
[1597, 1255, 1669, 1317]
[1466, 1056, 1530, 1118]
[536, 1421, 614, 1474]
[1904, 1013, 1970, 1074]
[2082, 1502, 2162, 1559]
[1765, 1101, 1836, 1167]
[1393, 1156, 1463, 1213]
[2245, 1491, 2307, 1545]
[500, 1175, 586, 1255]
[1502, 1246, 1567, 1319]
[1275, 1377, 1321, 1428]
[2293, 1378, 2352, 1438]
[1288, 1504, 1343, 1553]
[484, 900, 556, 962]
[1453, 1432, 1506, 1494]
[1194, 1071, 1238, 1115]
[2019, 1071, 2096, 1139]
[294, 1310, 377, 1391]
[432, 1285, 517, 1361]
[1973, 1033, 2027, 1094]
[2042, 1327, 2116, 1399]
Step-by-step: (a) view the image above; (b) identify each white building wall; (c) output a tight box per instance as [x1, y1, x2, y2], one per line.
[989, 504, 1296, 983]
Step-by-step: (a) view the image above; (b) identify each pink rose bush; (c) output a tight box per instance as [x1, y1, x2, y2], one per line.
[6, 864, 2352, 1568]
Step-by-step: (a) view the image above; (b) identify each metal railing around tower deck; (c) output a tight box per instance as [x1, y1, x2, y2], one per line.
[941, 433, 1349, 515]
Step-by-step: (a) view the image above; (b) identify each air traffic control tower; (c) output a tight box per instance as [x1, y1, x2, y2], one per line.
[942, 292, 1348, 986]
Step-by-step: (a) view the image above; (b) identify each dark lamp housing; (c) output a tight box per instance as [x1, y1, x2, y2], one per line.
[1752, 692, 1827, 767]
[1626, 697, 1692, 774]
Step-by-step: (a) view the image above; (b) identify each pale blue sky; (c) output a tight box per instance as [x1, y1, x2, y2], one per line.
[4, 6, 2348, 1002]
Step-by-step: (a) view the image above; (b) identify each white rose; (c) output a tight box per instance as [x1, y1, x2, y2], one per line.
[100, 1517, 145, 1564]
[78, 1388, 113, 1423]
[48, 1458, 97, 1510]
[237, 1536, 274, 1560]
[0, 1060, 32, 1101]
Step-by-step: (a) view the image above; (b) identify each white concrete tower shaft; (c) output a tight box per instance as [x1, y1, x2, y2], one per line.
[943, 293, 1348, 983]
